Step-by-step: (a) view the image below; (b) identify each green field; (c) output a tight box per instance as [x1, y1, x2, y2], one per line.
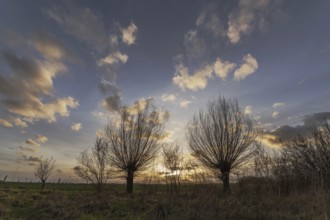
[0, 181, 329, 219]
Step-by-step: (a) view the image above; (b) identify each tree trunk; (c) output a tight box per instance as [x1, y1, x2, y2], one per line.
[222, 171, 230, 193]
[41, 180, 45, 190]
[126, 170, 134, 193]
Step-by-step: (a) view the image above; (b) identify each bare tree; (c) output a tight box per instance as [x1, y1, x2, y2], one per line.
[106, 101, 167, 193]
[34, 156, 55, 190]
[187, 96, 260, 193]
[162, 144, 183, 194]
[74, 136, 110, 192]
[283, 121, 330, 189]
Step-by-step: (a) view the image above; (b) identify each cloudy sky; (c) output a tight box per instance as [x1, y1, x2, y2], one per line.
[0, 0, 330, 181]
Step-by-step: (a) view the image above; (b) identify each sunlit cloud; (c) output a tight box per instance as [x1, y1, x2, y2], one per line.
[121, 22, 138, 45]
[12, 118, 28, 128]
[162, 94, 176, 102]
[98, 51, 128, 66]
[0, 48, 79, 122]
[26, 138, 40, 147]
[173, 54, 257, 90]
[214, 58, 236, 80]
[36, 135, 48, 144]
[272, 111, 279, 119]
[180, 100, 192, 108]
[71, 123, 82, 131]
[29, 31, 74, 61]
[234, 54, 258, 80]
[172, 63, 213, 91]
[272, 102, 285, 108]
[0, 118, 13, 128]
[259, 133, 282, 148]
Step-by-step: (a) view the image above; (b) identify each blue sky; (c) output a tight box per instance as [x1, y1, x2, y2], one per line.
[0, 0, 330, 181]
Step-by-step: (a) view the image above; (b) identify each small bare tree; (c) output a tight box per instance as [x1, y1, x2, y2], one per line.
[106, 100, 167, 193]
[283, 121, 330, 189]
[162, 144, 183, 194]
[34, 156, 55, 190]
[187, 96, 260, 193]
[74, 136, 110, 192]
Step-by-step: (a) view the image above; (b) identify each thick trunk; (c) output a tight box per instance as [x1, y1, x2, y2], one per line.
[126, 170, 134, 193]
[41, 180, 45, 190]
[222, 171, 230, 193]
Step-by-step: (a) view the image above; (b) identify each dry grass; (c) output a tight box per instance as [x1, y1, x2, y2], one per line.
[0, 181, 329, 219]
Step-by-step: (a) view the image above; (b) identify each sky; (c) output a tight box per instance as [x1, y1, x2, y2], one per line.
[0, 0, 330, 181]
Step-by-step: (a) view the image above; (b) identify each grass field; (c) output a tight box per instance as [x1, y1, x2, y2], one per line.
[0, 181, 329, 219]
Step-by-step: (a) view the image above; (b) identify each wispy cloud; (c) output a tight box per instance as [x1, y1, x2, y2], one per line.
[227, 0, 272, 44]
[26, 138, 40, 147]
[29, 31, 75, 61]
[183, 30, 206, 59]
[45, 5, 110, 51]
[0, 118, 13, 128]
[0, 49, 79, 122]
[196, 5, 225, 38]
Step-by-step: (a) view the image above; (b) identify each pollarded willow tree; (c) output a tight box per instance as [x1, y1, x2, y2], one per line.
[106, 100, 168, 193]
[187, 96, 260, 193]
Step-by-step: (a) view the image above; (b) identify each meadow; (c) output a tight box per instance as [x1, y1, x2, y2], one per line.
[0, 179, 329, 220]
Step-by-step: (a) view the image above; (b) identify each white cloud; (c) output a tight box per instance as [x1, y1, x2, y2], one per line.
[0, 118, 13, 128]
[161, 94, 176, 102]
[172, 63, 213, 91]
[272, 111, 279, 119]
[227, 0, 271, 44]
[244, 106, 253, 115]
[99, 51, 128, 66]
[272, 102, 285, 108]
[121, 22, 138, 45]
[71, 123, 82, 131]
[213, 58, 236, 80]
[234, 54, 258, 80]
[36, 135, 48, 143]
[180, 100, 192, 108]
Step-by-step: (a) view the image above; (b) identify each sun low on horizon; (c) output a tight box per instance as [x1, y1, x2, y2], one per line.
[0, 0, 330, 182]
